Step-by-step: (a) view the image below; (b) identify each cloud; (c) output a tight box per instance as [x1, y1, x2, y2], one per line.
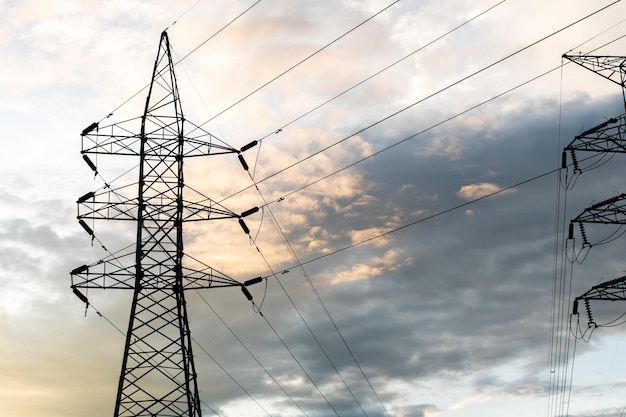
[456, 182, 516, 200]
[329, 248, 410, 285]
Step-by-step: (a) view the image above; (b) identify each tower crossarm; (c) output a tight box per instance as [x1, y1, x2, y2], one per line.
[77, 187, 139, 222]
[573, 275, 626, 328]
[76, 188, 241, 222]
[577, 275, 626, 302]
[71, 255, 245, 290]
[71, 253, 136, 290]
[181, 266, 241, 289]
[81, 118, 238, 157]
[572, 193, 626, 225]
[563, 54, 626, 89]
[81, 118, 143, 156]
[564, 113, 626, 154]
[181, 199, 239, 222]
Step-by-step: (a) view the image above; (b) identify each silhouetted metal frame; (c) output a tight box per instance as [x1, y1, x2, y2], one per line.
[563, 54, 626, 110]
[574, 275, 626, 327]
[71, 31, 244, 417]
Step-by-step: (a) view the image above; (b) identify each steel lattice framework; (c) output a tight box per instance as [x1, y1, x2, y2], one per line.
[563, 52, 626, 330]
[574, 275, 626, 327]
[563, 53, 626, 246]
[562, 54, 626, 108]
[70, 31, 259, 417]
[562, 55, 626, 171]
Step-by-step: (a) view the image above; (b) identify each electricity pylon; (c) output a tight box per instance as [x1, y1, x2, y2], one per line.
[562, 54, 626, 172]
[563, 52, 626, 335]
[70, 31, 259, 417]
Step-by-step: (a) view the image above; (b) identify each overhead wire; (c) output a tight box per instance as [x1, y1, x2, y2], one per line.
[164, 0, 203, 31]
[164, 5, 513, 414]
[98, 0, 263, 123]
[246, 0, 509, 148]
[255, 148, 608, 281]
[191, 1, 401, 131]
[245, 180, 378, 417]
[261, 310, 342, 417]
[548, 25, 626, 417]
[194, 290, 311, 417]
[74, 2, 624, 414]
[218, 1, 622, 206]
[270, 166, 561, 275]
[204, 23, 624, 416]
[547, 54, 567, 417]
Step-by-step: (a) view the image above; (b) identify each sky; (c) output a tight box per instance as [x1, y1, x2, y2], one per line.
[2, 0, 626, 417]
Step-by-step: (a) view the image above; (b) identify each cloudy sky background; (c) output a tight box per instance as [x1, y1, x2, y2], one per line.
[2, 0, 626, 416]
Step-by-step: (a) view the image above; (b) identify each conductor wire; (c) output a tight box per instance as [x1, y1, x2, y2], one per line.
[192, 1, 400, 131]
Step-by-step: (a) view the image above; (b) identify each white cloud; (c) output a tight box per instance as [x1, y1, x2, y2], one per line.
[329, 248, 408, 284]
[457, 182, 516, 200]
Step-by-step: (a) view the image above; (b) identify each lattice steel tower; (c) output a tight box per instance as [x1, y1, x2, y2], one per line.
[70, 31, 259, 417]
[562, 52, 626, 328]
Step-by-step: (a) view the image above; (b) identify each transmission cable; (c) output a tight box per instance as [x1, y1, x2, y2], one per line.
[190, 331, 274, 417]
[548, 57, 568, 417]
[194, 290, 311, 417]
[173, 0, 263, 67]
[247, 0, 508, 147]
[260, 155, 607, 278]
[192, 1, 401, 130]
[221, 0, 621, 205]
[164, 0, 203, 31]
[304, 169, 560, 269]
[260, 310, 342, 417]
[98, 0, 263, 123]
[246, 181, 378, 417]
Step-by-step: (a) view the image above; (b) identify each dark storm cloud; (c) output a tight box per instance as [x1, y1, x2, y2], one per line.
[189, 90, 626, 417]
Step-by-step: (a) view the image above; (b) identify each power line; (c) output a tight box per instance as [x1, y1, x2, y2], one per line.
[98, 0, 263, 123]
[286, 167, 562, 273]
[221, 0, 621, 205]
[261, 310, 342, 417]
[195, 290, 311, 417]
[247, 0, 508, 146]
[248, 185, 376, 417]
[173, 0, 263, 66]
[192, 1, 400, 131]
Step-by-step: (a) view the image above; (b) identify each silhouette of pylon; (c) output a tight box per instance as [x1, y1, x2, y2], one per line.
[70, 31, 261, 417]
